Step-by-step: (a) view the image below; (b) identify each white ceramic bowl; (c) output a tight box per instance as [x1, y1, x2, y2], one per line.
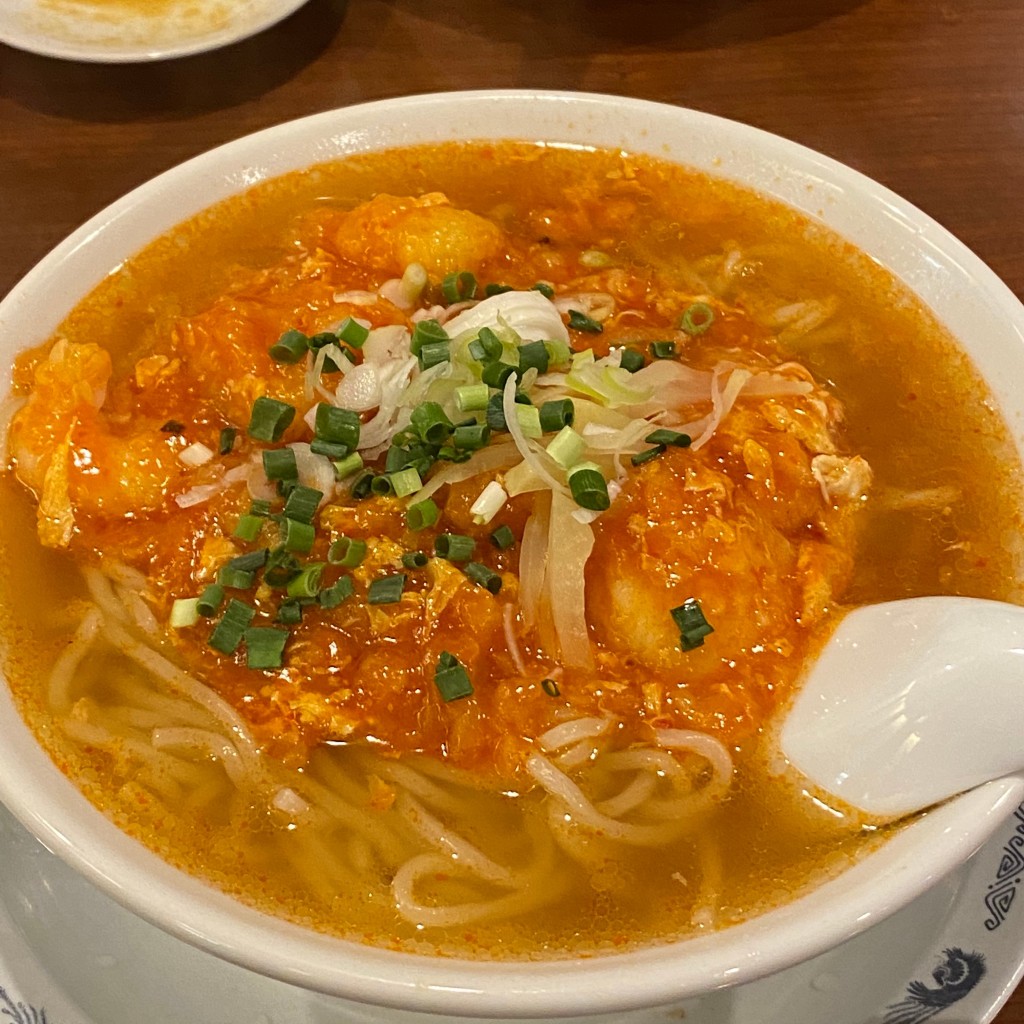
[0, 91, 1022, 1020]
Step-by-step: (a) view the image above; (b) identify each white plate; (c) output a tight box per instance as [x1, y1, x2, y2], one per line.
[0, 797, 1021, 1024]
[0, 0, 309, 63]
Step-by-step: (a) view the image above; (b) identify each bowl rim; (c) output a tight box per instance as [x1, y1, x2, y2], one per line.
[1, 89, 1024, 1017]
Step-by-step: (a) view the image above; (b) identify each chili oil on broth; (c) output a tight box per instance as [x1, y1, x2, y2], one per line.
[0, 141, 1021, 960]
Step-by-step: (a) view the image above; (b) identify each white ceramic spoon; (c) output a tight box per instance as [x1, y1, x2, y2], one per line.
[779, 596, 1024, 819]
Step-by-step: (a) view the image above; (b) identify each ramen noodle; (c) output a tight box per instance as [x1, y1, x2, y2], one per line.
[1, 142, 1020, 958]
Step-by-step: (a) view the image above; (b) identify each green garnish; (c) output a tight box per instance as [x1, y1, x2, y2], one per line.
[541, 677, 561, 698]
[332, 452, 364, 480]
[434, 650, 473, 702]
[233, 515, 264, 543]
[567, 462, 610, 511]
[244, 627, 289, 670]
[539, 398, 575, 433]
[262, 447, 298, 482]
[517, 339, 550, 375]
[631, 445, 666, 467]
[169, 598, 200, 629]
[314, 404, 360, 451]
[269, 329, 309, 364]
[453, 423, 490, 451]
[645, 428, 692, 447]
[367, 574, 406, 605]
[489, 524, 515, 550]
[649, 341, 677, 360]
[434, 533, 475, 562]
[336, 316, 370, 347]
[286, 562, 325, 600]
[402, 551, 429, 569]
[218, 427, 237, 455]
[281, 518, 315, 554]
[217, 566, 255, 590]
[531, 282, 555, 299]
[248, 397, 295, 442]
[670, 598, 714, 651]
[161, 419, 185, 434]
[407, 498, 440, 531]
[197, 584, 226, 618]
[410, 402, 454, 446]
[208, 599, 255, 655]
[567, 309, 603, 333]
[319, 575, 354, 609]
[328, 536, 367, 568]
[464, 562, 502, 594]
[441, 270, 478, 304]
[679, 302, 715, 336]
[619, 348, 645, 373]
[283, 485, 323, 525]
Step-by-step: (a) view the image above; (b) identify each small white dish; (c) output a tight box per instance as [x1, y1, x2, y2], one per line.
[0, 798, 1021, 1024]
[0, 0, 310, 63]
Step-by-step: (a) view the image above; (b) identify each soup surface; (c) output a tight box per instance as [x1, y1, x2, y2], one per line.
[1, 142, 1021, 958]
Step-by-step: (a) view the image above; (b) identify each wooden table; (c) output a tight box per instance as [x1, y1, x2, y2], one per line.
[1, 0, 1022, 1020]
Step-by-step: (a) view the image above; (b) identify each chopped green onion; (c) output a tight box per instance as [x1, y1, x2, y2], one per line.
[545, 425, 586, 468]
[264, 546, 302, 587]
[410, 319, 449, 356]
[350, 470, 376, 500]
[518, 340, 550, 375]
[532, 282, 555, 299]
[631, 445, 666, 466]
[244, 627, 289, 670]
[489, 524, 515, 550]
[441, 270, 478, 304]
[418, 340, 451, 370]
[269, 329, 309, 364]
[453, 423, 490, 451]
[619, 348, 646, 373]
[276, 600, 304, 625]
[469, 327, 503, 364]
[281, 518, 315, 554]
[679, 302, 715, 336]
[649, 341, 677, 360]
[670, 598, 715, 650]
[309, 438, 351, 460]
[367, 574, 406, 605]
[434, 650, 473, 702]
[218, 427, 237, 455]
[286, 562, 325, 600]
[161, 420, 185, 434]
[371, 474, 393, 496]
[332, 452, 364, 480]
[248, 397, 295, 442]
[208, 599, 255, 655]
[567, 461, 611, 511]
[486, 393, 508, 431]
[308, 330, 340, 350]
[283, 485, 323, 525]
[464, 561, 502, 594]
[434, 533, 475, 562]
[197, 584, 226, 618]
[233, 514, 264, 542]
[456, 383, 491, 412]
[319, 575, 354, 609]
[314, 404, 360, 450]
[515, 404, 542, 439]
[337, 316, 370, 347]
[227, 549, 268, 572]
[544, 339, 572, 368]
[539, 398, 575, 433]
[481, 361, 517, 390]
[411, 402, 454, 446]
[568, 309, 603, 333]
[402, 551, 429, 569]
[328, 536, 368, 567]
[169, 598, 200, 629]
[485, 283, 515, 297]
[389, 467, 423, 498]
[645, 428, 692, 448]
[249, 498, 272, 518]
[217, 566, 255, 590]
[541, 677, 561, 698]
[262, 447, 298, 482]
[407, 498, 440, 531]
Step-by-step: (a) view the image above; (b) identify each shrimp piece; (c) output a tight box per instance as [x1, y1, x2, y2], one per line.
[332, 193, 505, 277]
[8, 340, 187, 544]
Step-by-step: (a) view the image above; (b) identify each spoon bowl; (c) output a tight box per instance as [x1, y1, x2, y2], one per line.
[780, 596, 1024, 819]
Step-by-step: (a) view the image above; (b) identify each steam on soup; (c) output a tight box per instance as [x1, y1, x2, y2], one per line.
[1, 142, 1020, 958]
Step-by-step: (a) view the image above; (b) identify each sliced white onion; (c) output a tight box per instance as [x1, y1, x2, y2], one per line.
[178, 442, 214, 467]
[333, 361, 382, 412]
[362, 325, 411, 366]
[444, 290, 569, 343]
[546, 490, 594, 669]
[470, 480, 507, 525]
